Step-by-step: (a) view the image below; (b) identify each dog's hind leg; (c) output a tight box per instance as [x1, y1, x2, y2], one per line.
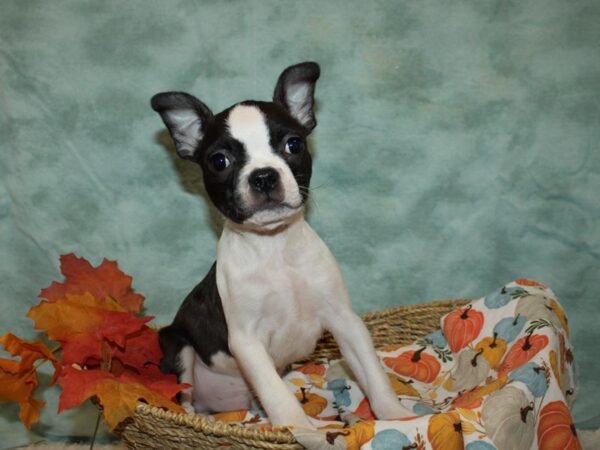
[159, 326, 195, 413]
[176, 345, 196, 413]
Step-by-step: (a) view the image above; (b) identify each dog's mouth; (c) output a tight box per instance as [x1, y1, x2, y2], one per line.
[241, 200, 304, 230]
[253, 198, 300, 212]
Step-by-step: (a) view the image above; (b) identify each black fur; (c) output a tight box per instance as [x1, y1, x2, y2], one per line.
[158, 262, 230, 375]
[195, 100, 313, 222]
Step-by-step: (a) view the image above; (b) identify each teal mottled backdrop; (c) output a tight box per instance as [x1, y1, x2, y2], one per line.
[1, 0, 599, 447]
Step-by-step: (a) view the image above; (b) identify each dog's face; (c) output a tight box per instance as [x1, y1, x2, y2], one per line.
[152, 62, 320, 229]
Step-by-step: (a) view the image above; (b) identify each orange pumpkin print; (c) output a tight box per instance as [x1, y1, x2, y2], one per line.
[475, 334, 508, 369]
[538, 401, 582, 450]
[384, 348, 441, 383]
[295, 388, 328, 418]
[498, 333, 549, 376]
[387, 373, 420, 397]
[516, 278, 546, 288]
[354, 396, 376, 420]
[443, 305, 484, 353]
[427, 411, 464, 450]
[296, 362, 326, 377]
[212, 409, 248, 423]
[452, 375, 509, 408]
[344, 421, 376, 450]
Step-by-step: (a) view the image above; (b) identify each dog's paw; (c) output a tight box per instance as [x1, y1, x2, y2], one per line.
[181, 401, 196, 415]
[271, 411, 315, 430]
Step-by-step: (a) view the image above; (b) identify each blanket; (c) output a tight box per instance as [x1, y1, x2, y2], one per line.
[212, 279, 580, 450]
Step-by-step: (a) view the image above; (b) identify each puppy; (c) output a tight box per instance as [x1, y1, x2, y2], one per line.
[152, 62, 411, 428]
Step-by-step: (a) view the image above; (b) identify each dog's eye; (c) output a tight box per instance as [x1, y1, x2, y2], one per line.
[284, 137, 303, 155]
[209, 152, 231, 172]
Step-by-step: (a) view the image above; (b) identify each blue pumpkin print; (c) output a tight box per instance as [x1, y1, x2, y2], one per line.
[493, 315, 527, 343]
[371, 429, 411, 449]
[425, 330, 448, 348]
[327, 379, 352, 407]
[412, 402, 438, 416]
[484, 286, 526, 309]
[509, 362, 548, 397]
[466, 441, 497, 450]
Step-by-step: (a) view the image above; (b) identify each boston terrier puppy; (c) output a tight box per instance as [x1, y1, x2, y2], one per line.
[152, 62, 412, 428]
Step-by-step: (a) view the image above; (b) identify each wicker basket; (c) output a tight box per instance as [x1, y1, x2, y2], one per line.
[117, 298, 470, 449]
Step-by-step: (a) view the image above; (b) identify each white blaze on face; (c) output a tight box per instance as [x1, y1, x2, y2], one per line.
[226, 104, 302, 227]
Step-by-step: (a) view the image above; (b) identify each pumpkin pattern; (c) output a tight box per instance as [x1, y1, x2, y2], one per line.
[447, 348, 491, 392]
[210, 280, 580, 450]
[428, 411, 464, 450]
[383, 348, 441, 383]
[484, 286, 528, 309]
[508, 362, 548, 398]
[515, 295, 567, 332]
[474, 334, 507, 369]
[493, 315, 526, 343]
[295, 388, 328, 418]
[497, 333, 549, 376]
[537, 401, 582, 450]
[443, 305, 485, 353]
[481, 386, 536, 450]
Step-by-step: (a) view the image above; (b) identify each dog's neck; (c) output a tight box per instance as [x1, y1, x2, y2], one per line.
[217, 212, 315, 263]
[222, 210, 306, 237]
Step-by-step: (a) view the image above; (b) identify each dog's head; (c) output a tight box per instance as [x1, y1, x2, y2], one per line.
[152, 62, 320, 230]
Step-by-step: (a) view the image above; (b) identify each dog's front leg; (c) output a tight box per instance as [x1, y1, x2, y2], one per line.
[325, 308, 413, 419]
[228, 332, 314, 429]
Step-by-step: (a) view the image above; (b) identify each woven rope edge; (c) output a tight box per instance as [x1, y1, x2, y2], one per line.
[118, 298, 472, 449]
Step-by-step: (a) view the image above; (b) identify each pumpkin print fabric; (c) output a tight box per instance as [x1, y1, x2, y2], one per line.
[210, 280, 580, 449]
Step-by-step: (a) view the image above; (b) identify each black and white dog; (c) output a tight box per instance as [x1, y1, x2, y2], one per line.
[152, 62, 411, 428]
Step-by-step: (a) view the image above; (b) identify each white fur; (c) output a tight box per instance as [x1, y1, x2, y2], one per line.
[180, 104, 411, 428]
[177, 345, 196, 413]
[226, 105, 303, 229]
[285, 82, 312, 127]
[210, 215, 411, 427]
[168, 109, 204, 158]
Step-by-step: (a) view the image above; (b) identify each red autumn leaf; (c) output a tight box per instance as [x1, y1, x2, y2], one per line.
[443, 305, 484, 353]
[498, 333, 549, 376]
[108, 326, 162, 373]
[2, 253, 189, 433]
[58, 366, 186, 430]
[0, 334, 62, 428]
[27, 294, 151, 367]
[39, 253, 144, 313]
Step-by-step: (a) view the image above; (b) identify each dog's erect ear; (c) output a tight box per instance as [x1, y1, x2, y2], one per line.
[273, 62, 320, 131]
[151, 92, 213, 160]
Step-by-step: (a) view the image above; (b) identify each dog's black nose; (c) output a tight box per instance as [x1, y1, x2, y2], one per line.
[249, 168, 279, 194]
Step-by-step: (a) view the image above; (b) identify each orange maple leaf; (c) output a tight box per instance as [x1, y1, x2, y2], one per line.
[39, 253, 144, 313]
[0, 334, 61, 428]
[58, 367, 186, 430]
[27, 294, 152, 367]
[3, 254, 189, 432]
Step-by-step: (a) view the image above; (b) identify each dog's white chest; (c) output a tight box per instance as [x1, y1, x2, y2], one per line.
[216, 218, 346, 370]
